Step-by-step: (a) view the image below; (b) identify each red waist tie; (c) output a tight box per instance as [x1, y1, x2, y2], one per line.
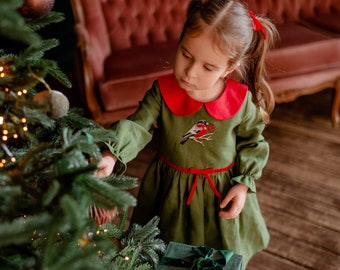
[159, 155, 234, 205]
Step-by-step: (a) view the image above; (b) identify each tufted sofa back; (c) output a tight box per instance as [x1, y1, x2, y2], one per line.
[76, 0, 340, 84]
[76, 0, 189, 83]
[101, 0, 190, 50]
[246, 0, 340, 23]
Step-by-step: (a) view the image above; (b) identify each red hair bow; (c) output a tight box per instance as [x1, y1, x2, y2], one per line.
[248, 10, 266, 39]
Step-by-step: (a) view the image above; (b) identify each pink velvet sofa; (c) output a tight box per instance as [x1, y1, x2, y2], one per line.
[71, 0, 340, 127]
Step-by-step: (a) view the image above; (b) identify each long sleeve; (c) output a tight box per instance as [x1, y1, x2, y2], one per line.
[103, 81, 162, 174]
[231, 95, 269, 192]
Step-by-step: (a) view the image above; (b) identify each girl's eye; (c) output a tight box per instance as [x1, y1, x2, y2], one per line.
[204, 66, 213, 71]
[182, 51, 191, 58]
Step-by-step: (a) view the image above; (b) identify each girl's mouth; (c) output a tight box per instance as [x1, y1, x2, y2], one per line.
[181, 79, 193, 88]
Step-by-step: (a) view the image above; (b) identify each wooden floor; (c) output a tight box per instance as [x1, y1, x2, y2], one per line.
[125, 88, 340, 270]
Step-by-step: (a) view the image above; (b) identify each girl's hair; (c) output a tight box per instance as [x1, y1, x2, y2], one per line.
[179, 0, 279, 124]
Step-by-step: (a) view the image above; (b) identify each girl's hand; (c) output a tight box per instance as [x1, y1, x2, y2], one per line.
[219, 183, 248, 219]
[95, 150, 118, 177]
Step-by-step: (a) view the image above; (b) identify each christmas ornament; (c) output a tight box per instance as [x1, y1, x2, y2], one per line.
[33, 90, 69, 119]
[20, 0, 55, 18]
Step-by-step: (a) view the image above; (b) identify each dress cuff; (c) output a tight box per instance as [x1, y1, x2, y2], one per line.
[103, 142, 127, 175]
[231, 175, 256, 193]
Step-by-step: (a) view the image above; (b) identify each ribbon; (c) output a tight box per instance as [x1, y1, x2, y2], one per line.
[248, 10, 266, 39]
[158, 154, 234, 205]
[160, 245, 234, 269]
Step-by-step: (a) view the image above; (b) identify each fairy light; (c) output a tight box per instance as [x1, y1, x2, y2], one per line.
[0, 116, 3, 125]
[17, 91, 23, 96]
[21, 118, 27, 123]
[23, 126, 28, 132]
[0, 66, 4, 77]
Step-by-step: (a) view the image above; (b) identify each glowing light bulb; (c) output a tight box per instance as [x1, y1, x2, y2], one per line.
[0, 116, 3, 125]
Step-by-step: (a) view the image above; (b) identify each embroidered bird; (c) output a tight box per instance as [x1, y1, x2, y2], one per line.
[180, 120, 215, 145]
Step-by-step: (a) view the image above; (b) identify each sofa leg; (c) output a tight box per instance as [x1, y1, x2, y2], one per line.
[331, 77, 340, 128]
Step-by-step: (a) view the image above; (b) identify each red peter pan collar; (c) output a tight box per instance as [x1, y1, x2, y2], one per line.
[158, 73, 248, 120]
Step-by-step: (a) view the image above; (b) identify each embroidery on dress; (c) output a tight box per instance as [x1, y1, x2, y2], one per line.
[180, 120, 215, 145]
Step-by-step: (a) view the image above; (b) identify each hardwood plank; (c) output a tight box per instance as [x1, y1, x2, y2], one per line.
[263, 230, 340, 270]
[248, 251, 310, 270]
[257, 185, 340, 231]
[261, 206, 340, 254]
[259, 170, 340, 209]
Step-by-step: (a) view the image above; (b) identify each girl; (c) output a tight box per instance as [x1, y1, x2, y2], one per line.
[97, 0, 278, 267]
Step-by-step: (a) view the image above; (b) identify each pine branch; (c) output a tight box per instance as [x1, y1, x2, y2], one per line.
[0, 214, 52, 247]
[121, 216, 166, 267]
[26, 11, 65, 32]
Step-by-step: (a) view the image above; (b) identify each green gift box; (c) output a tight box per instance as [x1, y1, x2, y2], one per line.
[156, 242, 243, 270]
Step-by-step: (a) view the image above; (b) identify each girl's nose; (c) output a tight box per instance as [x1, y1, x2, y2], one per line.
[185, 63, 197, 79]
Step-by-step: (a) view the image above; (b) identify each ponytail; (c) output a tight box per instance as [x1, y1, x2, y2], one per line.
[243, 16, 279, 124]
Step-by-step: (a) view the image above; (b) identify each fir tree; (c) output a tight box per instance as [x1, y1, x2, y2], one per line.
[0, 1, 165, 269]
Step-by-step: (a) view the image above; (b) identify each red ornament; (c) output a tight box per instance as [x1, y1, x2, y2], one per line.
[89, 206, 118, 225]
[20, 0, 55, 18]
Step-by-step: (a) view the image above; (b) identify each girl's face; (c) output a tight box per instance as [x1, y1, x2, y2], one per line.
[173, 31, 234, 101]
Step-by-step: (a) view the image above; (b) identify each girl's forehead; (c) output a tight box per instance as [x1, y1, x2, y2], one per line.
[181, 32, 229, 64]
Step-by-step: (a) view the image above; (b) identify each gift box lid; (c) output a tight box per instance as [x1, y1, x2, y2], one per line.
[156, 242, 243, 270]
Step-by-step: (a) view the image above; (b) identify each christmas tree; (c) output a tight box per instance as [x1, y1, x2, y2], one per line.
[0, 1, 165, 269]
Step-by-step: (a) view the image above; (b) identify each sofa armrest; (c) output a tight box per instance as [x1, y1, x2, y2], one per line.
[73, 23, 104, 123]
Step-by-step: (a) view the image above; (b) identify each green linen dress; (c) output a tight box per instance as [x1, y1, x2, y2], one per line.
[106, 73, 270, 268]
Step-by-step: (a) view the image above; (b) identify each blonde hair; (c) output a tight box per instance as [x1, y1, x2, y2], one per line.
[180, 0, 279, 124]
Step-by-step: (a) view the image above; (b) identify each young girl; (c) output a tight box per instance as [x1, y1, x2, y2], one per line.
[97, 0, 278, 267]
